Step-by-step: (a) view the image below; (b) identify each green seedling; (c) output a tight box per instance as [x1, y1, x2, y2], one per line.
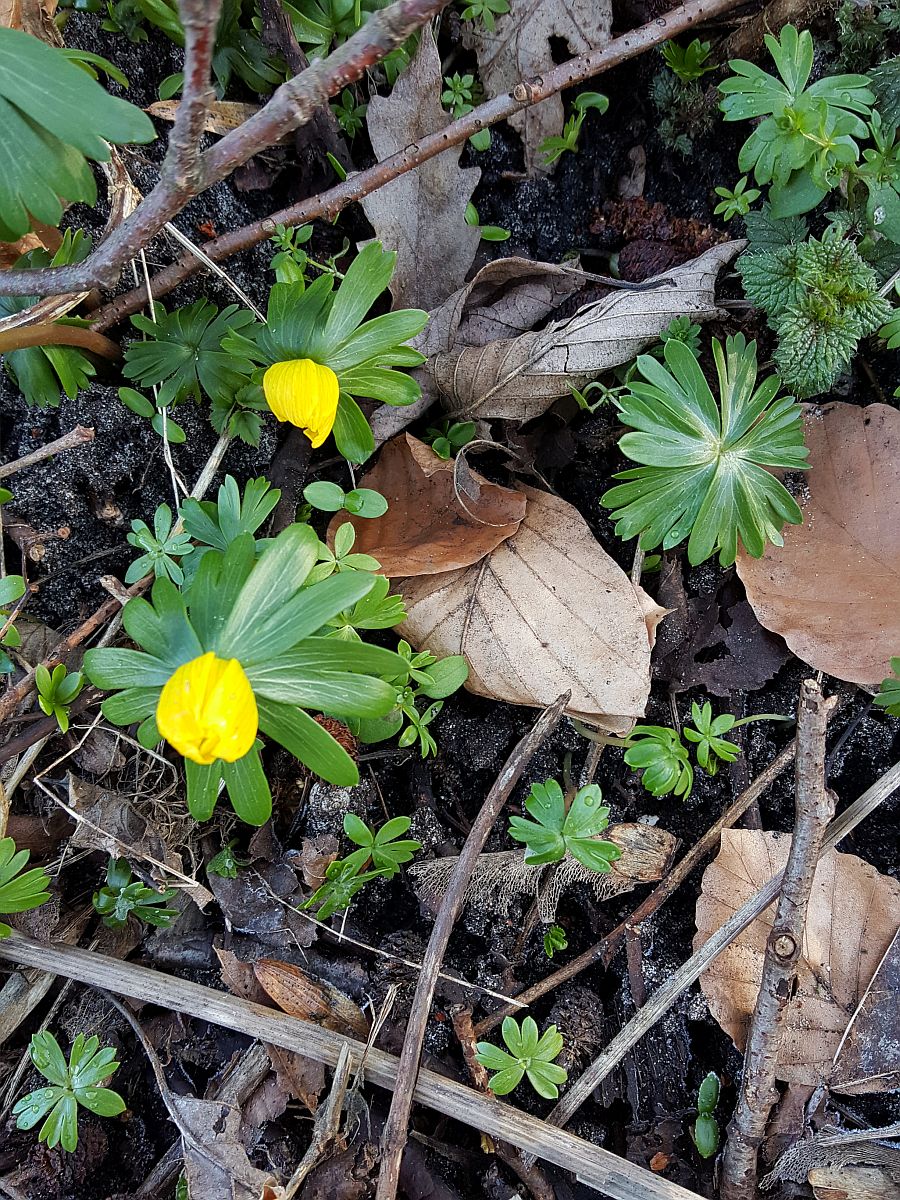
[508, 780, 622, 872]
[475, 1016, 567, 1098]
[92, 857, 179, 928]
[691, 1071, 721, 1158]
[35, 664, 84, 734]
[303, 481, 388, 519]
[0, 837, 51, 937]
[126, 502, 194, 585]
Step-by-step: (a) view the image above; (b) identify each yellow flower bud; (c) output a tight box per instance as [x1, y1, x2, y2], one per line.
[263, 358, 339, 448]
[156, 652, 257, 765]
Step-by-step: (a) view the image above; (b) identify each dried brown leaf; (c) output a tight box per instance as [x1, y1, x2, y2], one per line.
[467, 0, 612, 172]
[809, 1165, 900, 1200]
[831, 926, 900, 1094]
[694, 830, 900, 1088]
[253, 958, 369, 1039]
[145, 99, 261, 136]
[359, 27, 480, 310]
[737, 402, 900, 688]
[430, 241, 742, 421]
[398, 486, 664, 731]
[0, 0, 59, 41]
[172, 1093, 281, 1200]
[333, 433, 525, 576]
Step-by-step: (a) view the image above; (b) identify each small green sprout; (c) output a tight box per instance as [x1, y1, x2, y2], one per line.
[206, 839, 249, 879]
[875, 657, 900, 716]
[0, 837, 51, 938]
[342, 814, 421, 875]
[475, 1016, 568, 1098]
[35, 664, 84, 734]
[92, 857, 179, 929]
[543, 924, 568, 959]
[330, 88, 366, 138]
[0, 573, 26, 674]
[539, 92, 608, 165]
[12, 1032, 126, 1152]
[508, 780, 622, 872]
[459, 0, 509, 34]
[423, 420, 477, 459]
[691, 1071, 721, 1158]
[465, 202, 511, 242]
[623, 727, 695, 798]
[442, 72, 490, 151]
[714, 176, 761, 221]
[309, 522, 383, 583]
[125, 502, 194, 585]
[303, 481, 388, 519]
[684, 702, 788, 775]
[661, 38, 715, 81]
[268, 223, 314, 285]
[118, 387, 187, 444]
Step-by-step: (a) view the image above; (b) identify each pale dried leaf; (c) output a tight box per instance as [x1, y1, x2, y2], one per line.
[172, 1093, 281, 1200]
[810, 1165, 900, 1200]
[398, 486, 661, 732]
[694, 830, 900, 1088]
[430, 241, 742, 421]
[410, 823, 677, 923]
[370, 255, 584, 446]
[359, 27, 480, 309]
[467, 0, 611, 172]
[146, 99, 261, 136]
[831, 926, 900, 1094]
[763, 1124, 900, 1188]
[334, 433, 526, 576]
[0, 0, 59, 41]
[253, 958, 369, 1039]
[737, 403, 900, 688]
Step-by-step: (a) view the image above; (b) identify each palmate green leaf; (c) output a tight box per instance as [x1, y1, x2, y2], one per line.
[0, 28, 154, 240]
[602, 334, 808, 565]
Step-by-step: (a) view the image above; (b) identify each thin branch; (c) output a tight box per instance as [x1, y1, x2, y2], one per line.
[0, 932, 707, 1200]
[539, 751, 900, 1136]
[282, 1044, 352, 1200]
[0, 0, 451, 298]
[0, 327, 119, 357]
[721, 680, 836, 1200]
[0, 426, 94, 482]
[475, 736, 803, 1038]
[90, 0, 745, 330]
[375, 693, 571, 1200]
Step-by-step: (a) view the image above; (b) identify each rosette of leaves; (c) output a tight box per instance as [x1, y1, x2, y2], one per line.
[623, 726, 694, 798]
[303, 813, 421, 919]
[92, 857, 179, 928]
[221, 242, 428, 462]
[12, 1032, 125, 1152]
[508, 780, 622, 872]
[126, 503, 194, 584]
[739, 227, 892, 396]
[0, 29, 154, 240]
[123, 299, 258, 408]
[83, 524, 410, 824]
[601, 333, 809, 565]
[0, 232, 96, 409]
[0, 837, 51, 937]
[475, 1017, 567, 1098]
[719, 24, 874, 217]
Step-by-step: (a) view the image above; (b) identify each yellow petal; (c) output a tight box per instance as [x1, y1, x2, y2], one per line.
[263, 359, 339, 449]
[156, 652, 258, 765]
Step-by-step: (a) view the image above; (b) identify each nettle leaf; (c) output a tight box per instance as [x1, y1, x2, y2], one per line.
[601, 333, 809, 566]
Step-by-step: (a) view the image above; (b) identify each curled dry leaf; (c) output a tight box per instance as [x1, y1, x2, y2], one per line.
[371, 255, 585, 446]
[172, 1092, 282, 1200]
[253, 958, 369, 1039]
[332, 433, 526, 576]
[466, 0, 611, 173]
[694, 829, 900, 1089]
[146, 99, 262, 136]
[430, 241, 742, 421]
[398, 486, 665, 732]
[737, 403, 900, 688]
[359, 27, 480, 311]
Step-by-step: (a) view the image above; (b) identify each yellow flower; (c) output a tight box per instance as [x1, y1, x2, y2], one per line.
[263, 358, 339, 448]
[156, 652, 257, 765]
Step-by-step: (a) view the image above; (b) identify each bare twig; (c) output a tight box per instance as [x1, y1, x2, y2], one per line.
[0, 325, 119, 357]
[0, 426, 94, 483]
[375, 693, 571, 1200]
[0, 0, 451, 298]
[0, 932, 706, 1200]
[90, 0, 745, 330]
[282, 1044, 352, 1200]
[475, 737, 801, 1038]
[539, 752, 900, 1134]
[721, 680, 836, 1200]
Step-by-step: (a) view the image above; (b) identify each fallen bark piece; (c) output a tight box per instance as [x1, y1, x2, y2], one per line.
[360, 26, 480, 310]
[429, 241, 741, 421]
[333, 434, 526, 576]
[399, 486, 665, 731]
[695, 829, 900, 1088]
[737, 402, 900, 687]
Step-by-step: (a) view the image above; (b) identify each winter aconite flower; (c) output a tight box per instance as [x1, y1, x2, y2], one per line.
[263, 359, 339, 448]
[156, 652, 257, 765]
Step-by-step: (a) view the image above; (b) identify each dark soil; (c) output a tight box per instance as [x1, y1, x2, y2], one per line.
[1, 4, 899, 1199]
